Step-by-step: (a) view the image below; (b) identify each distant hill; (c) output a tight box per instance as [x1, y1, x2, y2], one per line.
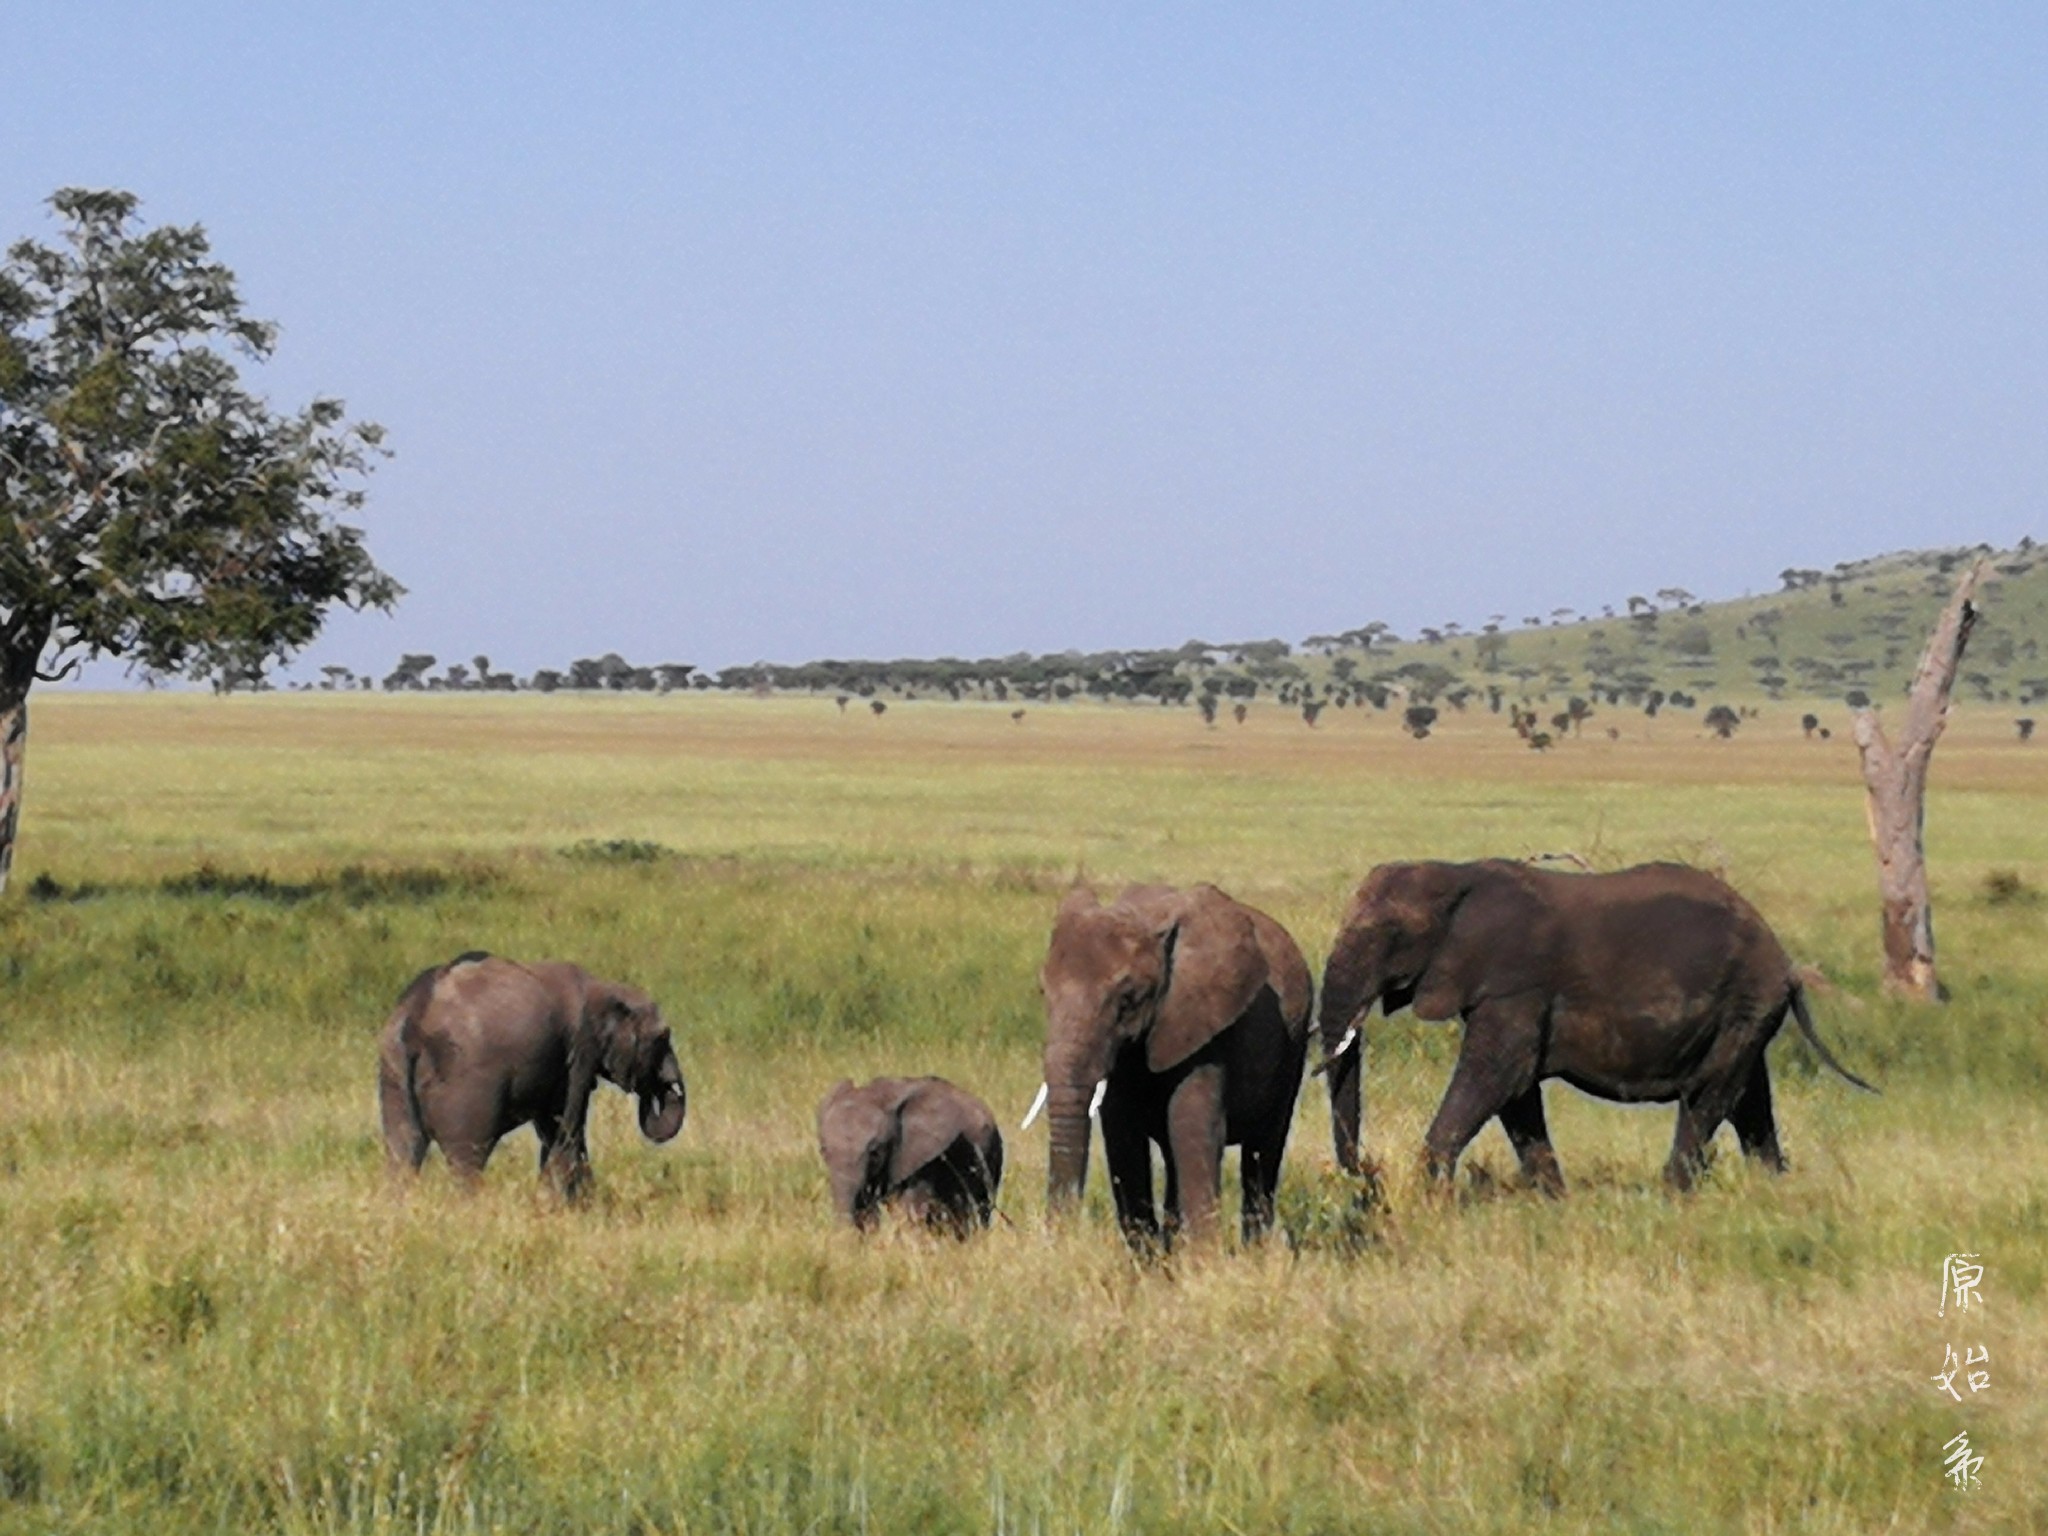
[1333, 541, 2046, 711]
[354, 542, 2046, 713]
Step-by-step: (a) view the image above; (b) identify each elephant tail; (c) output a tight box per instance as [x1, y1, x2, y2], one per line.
[378, 964, 443, 1169]
[1788, 982, 1877, 1093]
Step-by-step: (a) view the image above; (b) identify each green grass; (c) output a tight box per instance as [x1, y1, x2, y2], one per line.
[1, 692, 2042, 1533]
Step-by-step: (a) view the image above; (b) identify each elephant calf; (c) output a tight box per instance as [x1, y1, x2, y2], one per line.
[816, 1076, 1004, 1235]
[378, 952, 687, 1199]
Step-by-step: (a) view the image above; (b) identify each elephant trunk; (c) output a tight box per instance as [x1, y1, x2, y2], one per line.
[638, 1052, 687, 1143]
[1318, 922, 1380, 1176]
[1326, 1047, 1363, 1176]
[1043, 1082, 1098, 1213]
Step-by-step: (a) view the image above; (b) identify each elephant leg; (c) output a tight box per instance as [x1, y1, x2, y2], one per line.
[1423, 1004, 1540, 1188]
[1665, 1096, 1728, 1192]
[1727, 1057, 1786, 1174]
[919, 1156, 980, 1237]
[547, 1144, 593, 1203]
[1100, 1108, 1158, 1247]
[422, 1088, 497, 1186]
[533, 1112, 591, 1202]
[441, 1131, 496, 1186]
[1165, 1067, 1227, 1245]
[1238, 1145, 1274, 1244]
[1238, 1119, 1292, 1243]
[1496, 1084, 1565, 1197]
[1667, 1064, 1755, 1191]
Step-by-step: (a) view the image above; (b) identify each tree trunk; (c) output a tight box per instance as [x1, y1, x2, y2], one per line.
[0, 693, 23, 897]
[1851, 561, 1984, 1000]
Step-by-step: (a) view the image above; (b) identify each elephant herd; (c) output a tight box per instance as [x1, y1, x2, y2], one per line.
[378, 860, 1874, 1245]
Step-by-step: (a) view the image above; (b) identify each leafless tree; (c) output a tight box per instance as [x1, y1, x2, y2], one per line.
[1852, 561, 1984, 1000]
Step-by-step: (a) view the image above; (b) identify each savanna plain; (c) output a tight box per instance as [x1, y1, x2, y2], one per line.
[2, 692, 2043, 1535]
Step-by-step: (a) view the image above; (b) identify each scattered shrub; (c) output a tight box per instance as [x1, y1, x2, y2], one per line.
[1982, 870, 2039, 906]
[561, 839, 673, 865]
[157, 863, 486, 904]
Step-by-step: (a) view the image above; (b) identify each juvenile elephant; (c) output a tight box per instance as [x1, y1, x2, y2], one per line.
[377, 952, 687, 1198]
[1027, 883, 1311, 1246]
[816, 1076, 1004, 1234]
[1317, 860, 1874, 1193]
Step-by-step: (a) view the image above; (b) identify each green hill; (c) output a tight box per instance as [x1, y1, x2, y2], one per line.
[1311, 541, 2048, 712]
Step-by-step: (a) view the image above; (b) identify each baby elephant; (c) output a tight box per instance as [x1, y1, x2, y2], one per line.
[378, 952, 687, 1199]
[816, 1077, 1004, 1234]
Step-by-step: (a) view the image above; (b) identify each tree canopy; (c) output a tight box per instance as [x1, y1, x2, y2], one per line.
[0, 188, 397, 704]
[0, 187, 396, 891]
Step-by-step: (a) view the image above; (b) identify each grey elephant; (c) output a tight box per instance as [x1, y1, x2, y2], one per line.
[1317, 860, 1875, 1193]
[1028, 883, 1311, 1247]
[377, 952, 687, 1198]
[815, 1076, 1004, 1234]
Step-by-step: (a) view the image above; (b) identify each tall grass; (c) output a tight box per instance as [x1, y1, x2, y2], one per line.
[1, 693, 2041, 1532]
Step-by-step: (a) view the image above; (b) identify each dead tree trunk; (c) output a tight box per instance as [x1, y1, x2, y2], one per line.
[0, 694, 24, 897]
[1850, 561, 1984, 1000]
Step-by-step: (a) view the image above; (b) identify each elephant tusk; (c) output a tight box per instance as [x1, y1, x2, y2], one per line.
[1020, 1082, 1049, 1131]
[1312, 1024, 1359, 1077]
[1089, 1080, 1108, 1119]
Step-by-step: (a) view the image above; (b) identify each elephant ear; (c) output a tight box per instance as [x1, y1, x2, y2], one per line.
[587, 987, 641, 1083]
[886, 1079, 969, 1188]
[1146, 886, 1268, 1073]
[1414, 862, 1550, 1018]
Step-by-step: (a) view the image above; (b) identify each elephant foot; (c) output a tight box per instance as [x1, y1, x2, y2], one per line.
[1519, 1152, 1567, 1199]
[1662, 1150, 1713, 1194]
[1339, 1154, 1388, 1215]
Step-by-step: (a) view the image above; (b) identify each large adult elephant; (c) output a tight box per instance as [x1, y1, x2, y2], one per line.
[1317, 860, 1874, 1193]
[377, 952, 687, 1198]
[1026, 883, 1311, 1246]
[816, 1076, 1004, 1234]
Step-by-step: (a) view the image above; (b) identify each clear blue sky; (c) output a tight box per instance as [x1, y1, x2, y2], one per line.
[8, 5, 2045, 679]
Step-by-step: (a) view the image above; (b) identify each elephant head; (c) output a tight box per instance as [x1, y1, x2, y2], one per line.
[817, 1080, 898, 1227]
[593, 983, 688, 1143]
[1033, 884, 1268, 1212]
[1317, 860, 1546, 1171]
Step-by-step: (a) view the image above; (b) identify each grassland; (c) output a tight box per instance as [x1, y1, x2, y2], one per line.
[2, 691, 2043, 1534]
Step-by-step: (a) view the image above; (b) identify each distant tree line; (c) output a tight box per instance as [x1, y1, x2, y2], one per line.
[295, 540, 2043, 725]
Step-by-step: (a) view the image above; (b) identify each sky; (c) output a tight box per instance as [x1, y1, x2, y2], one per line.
[7, 4, 2046, 682]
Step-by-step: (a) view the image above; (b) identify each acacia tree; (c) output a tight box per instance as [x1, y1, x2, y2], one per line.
[0, 189, 395, 891]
